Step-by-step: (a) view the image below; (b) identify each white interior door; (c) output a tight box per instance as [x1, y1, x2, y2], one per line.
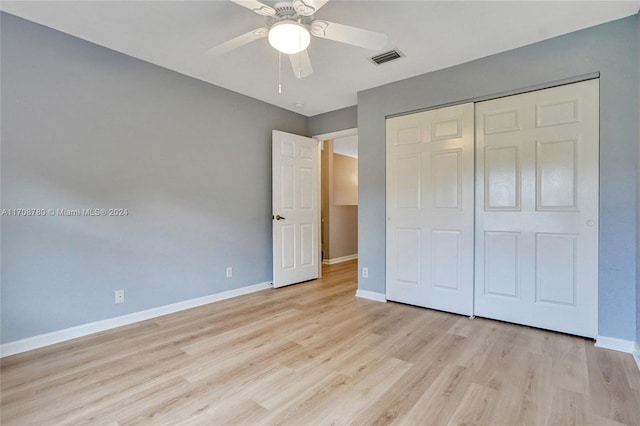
[475, 79, 599, 337]
[272, 130, 320, 288]
[386, 103, 475, 315]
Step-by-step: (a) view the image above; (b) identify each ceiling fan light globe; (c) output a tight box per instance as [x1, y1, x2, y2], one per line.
[268, 22, 311, 54]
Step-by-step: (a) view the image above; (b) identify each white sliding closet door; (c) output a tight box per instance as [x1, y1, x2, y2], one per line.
[475, 79, 599, 337]
[386, 103, 474, 315]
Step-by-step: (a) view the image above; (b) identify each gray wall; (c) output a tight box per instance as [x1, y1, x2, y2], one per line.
[358, 15, 639, 341]
[308, 105, 357, 137]
[0, 13, 307, 343]
[637, 13, 640, 347]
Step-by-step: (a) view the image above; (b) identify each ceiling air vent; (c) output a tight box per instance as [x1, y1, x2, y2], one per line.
[370, 49, 404, 65]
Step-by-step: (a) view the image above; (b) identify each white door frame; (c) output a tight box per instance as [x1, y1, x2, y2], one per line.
[314, 127, 358, 273]
[313, 128, 358, 143]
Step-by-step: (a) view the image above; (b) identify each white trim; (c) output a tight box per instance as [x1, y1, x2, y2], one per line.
[633, 344, 640, 372]
[0, 281, 272, 358]
[316, 139, 323, 279]
[595, 336, 637, 353]
[355, 289, 387, 303]
[313, 127, 357, 142]
[323, 254, 358, 265]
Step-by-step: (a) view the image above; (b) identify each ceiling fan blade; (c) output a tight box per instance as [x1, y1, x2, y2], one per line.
[292, 0, 329, 16]
[207, 28, 268, 56]
[229, 0, 276, 16]
[310, 20, 388, 51]
[289, 50, 313, 79]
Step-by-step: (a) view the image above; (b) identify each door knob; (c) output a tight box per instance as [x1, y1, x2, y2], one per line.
[586, 219, 595, 227]
[275, 214, 286, 221]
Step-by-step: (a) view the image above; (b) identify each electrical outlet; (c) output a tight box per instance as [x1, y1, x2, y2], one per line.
[226, 267, 233, 278]
[115, 289, 125, 304]
[362, 267, 368, 278]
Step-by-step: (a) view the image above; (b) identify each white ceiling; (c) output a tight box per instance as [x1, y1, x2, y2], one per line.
[2, 1, 639, 116]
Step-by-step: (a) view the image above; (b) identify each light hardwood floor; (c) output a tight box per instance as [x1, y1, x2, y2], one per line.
[2, 260, 639, 425]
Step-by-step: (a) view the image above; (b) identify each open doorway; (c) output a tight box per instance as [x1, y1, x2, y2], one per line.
[320, 133, 358, 264]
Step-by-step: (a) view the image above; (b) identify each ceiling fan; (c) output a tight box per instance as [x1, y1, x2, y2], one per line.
[208, 0, 388, 79]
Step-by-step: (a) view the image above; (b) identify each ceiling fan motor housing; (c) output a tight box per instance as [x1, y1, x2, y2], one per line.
[266, 2, 315, 29]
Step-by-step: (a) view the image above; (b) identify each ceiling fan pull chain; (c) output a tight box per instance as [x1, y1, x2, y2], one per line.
[278, 51, 283, 94]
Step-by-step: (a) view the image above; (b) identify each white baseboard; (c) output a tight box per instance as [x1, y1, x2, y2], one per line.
[595, 335, 638, 354]
[633, 344, 640, 372]
[355, 289, 386, 303]
[0, 281, 272, 358]
[322, 254, 358, 265]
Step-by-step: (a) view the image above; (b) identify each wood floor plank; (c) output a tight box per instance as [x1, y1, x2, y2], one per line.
[621, 352, 640, 391]
[546, 388, 590, 426]
[2, 344, 186, 417]
[175, 398, 270, 426]
[500, 351, 555, 425]
[252, 362, 337, 412]
[586, 346, 640, 425]
[273, 356, 412, 425]
[446, 382, 499, 426]
[350, 332, 467, 425]
[399, 363, 473, 425]
[2, 259, 639, 425]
